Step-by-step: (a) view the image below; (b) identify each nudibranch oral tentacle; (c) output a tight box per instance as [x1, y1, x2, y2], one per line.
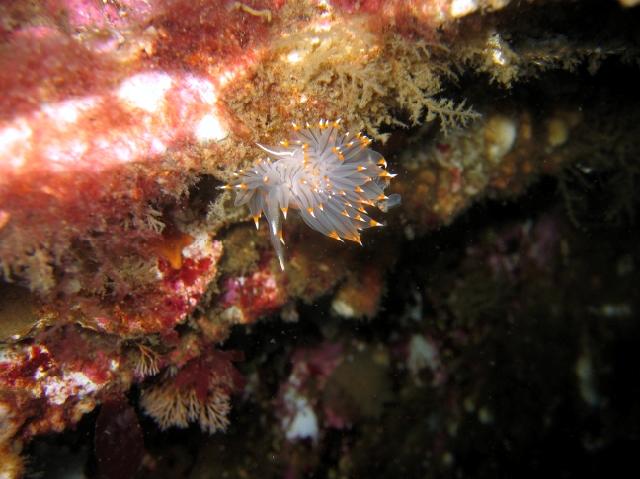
[222, 120, 398, 270]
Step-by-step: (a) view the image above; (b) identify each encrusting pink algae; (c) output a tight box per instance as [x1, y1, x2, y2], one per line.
[0, 0, 639, 477]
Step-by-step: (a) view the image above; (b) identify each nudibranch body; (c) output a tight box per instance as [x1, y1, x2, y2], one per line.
[222, 120, 399, 270]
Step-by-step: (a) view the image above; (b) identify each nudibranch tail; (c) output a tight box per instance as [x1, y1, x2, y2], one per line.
[223, 120, 399, 270]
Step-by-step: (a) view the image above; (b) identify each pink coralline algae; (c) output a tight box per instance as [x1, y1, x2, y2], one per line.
[0, 0, 600, 472]
[466, 213, 563, 282]
[276, 341, 393, 447]
[0, 232, 222, 469]
[0, 0, 273, 286]
[0, 326, 120, 439]
[221, 264, 287, 324]
[0, 0, 475, 289]
[48, 234, 223, 338]
[0, 0, 289, 459]
[277, 342, 345, 442]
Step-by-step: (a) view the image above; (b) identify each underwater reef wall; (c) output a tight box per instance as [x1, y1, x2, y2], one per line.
[0, 0, 639, 477]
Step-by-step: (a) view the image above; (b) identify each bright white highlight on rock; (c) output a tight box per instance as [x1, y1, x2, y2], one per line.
[332, 298, 356, 319]
[118, 72, 173, 113]
[407, 334, 441, 377]
[42, 97, 97, 124]
[485, 115, 517, 164]
[217, 69, 236, 87]
[450, 0, 478, 18]
[150, 137, 167, 155]
[492, 48, 507, 66]
[43, 371, 100, 405]
[0, 120, 32, 169]
[195, 113, 228, 142]
[43, 140, 89, 171]
[186, 76, 218, 104]
[282, 390, 319, 442]
[111, 138, 137, 163]
[286, 51, 303, 63]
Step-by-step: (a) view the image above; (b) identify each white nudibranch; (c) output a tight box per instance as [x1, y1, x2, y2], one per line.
[220, 119, 398, 270]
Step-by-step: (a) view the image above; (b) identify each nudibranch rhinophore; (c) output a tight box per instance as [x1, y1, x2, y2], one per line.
[221, 120, 400, 270]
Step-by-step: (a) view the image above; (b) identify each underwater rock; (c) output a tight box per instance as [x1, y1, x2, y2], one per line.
[0, 0, 638, 474]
